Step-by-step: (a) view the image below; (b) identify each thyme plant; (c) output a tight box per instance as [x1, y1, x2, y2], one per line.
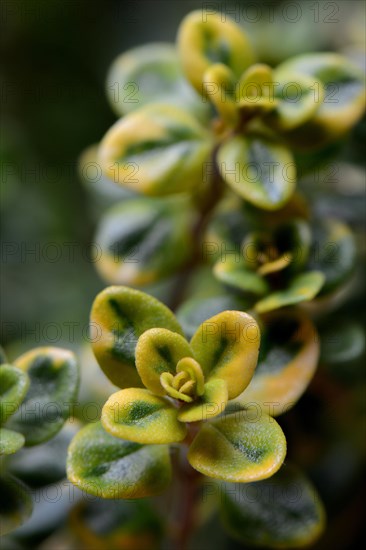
[2, 8, 364, 549]
[66, 11, 365, 547]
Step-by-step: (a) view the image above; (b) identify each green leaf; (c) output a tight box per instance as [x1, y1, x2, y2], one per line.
[319, 319, 365, 366]
[106, 42, 210, 122]
[0, 474, 33, 536]
[0, 428, 25, 455]
[102, 388, 186, 444]
[7, 348, 79, 446]
[177, 294, 251, 340]
[67, 422, 172, 498]
[203, 196, 250, 262]
[203, 64, 239, 125]
[236, 64, 278, 116]
[255, 271, 325, 313]
[177, 10, 254, 94]
[235, 310, 319, 416]
[220, 464, 325, 548]
[69, 499, 163, 550]
[7, 423, 78, 486]
[78, 144, 134, 207]
[190, 311, 260, 399]
[188, 410, 286, 482]
[90, 286, 183, 388]
[307, 218, 356, 296]
[217, 135, 296, 210]
[213, 258, 269, 295]
[0, 364, 30, 424]
[236, 63, 274, 102]
[276, 53, 366, 140]
[178, 379, 228, 423]
[95, 196, 195, 286]
[98, 103, 212, 196]
[274, 218, 312, 271]
[135, 328, 193, 395]
[266, 72, 324, 131]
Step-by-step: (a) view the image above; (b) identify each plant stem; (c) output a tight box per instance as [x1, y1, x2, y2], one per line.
[173, 428, 202, 550]
[170, 149, 225, 311]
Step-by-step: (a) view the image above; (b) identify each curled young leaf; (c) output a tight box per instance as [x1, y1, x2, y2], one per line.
[0, 428, 25, 455]
[0, 474, 33, 535]
[67, 422, 172, 498]
[102, 388, 186, 444]
[236, 63, 278, 117]
[90, 286, 183, 388]
[236, 63, 274, 103]
[135, 328, 193, 395]
[106, 42, 210, 122]
[188, 410, 286, 482]
[217, 135, 296, 210]
[235, 310, 319, 416]
[94, 196, 195, 286]
[177, 10, 254, 94]
[98, 104, 212, 196]
[0, 364, 30, 424]
[203, 64, 239, 125]
[7, 348, 79, 446]
[190, 310, 260, 399]
[219, 463, 325, 548]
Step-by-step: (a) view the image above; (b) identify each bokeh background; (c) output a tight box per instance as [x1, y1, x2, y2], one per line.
[1, 1, 365, 548]
[1, 0, 365, 350]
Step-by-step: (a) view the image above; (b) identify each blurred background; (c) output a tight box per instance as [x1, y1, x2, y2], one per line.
[1, 0, 365, 350]
[1, 1, 365, 548]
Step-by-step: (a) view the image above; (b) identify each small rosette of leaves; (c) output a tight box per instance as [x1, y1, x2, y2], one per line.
[94, 195, 196, 286]
[208, 208, 355, 312]
[68, 285, 287, 496]
[94, 12, 365, 212]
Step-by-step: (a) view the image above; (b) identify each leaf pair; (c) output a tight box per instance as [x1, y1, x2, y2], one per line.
[92, 285, 260, 441]
[209, 212, 355, 312]
[67, 411, 286, 500]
